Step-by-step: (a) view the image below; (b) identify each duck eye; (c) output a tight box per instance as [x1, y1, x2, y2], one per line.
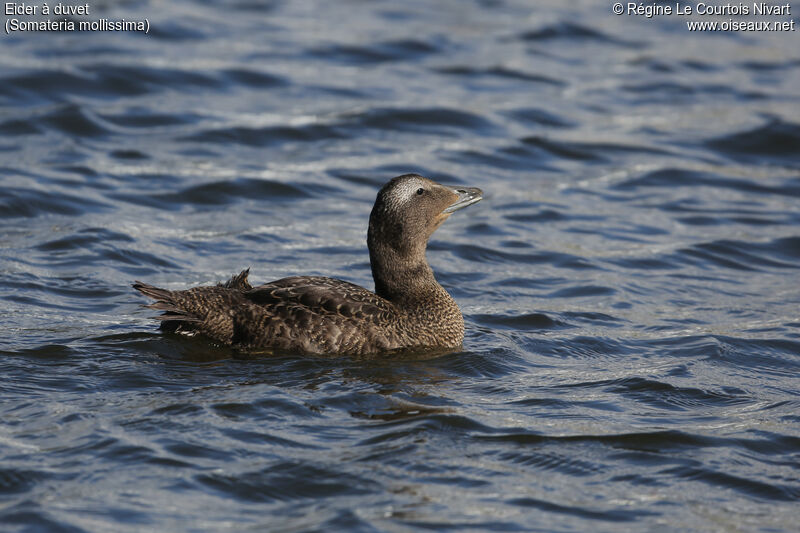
[416, 188, 424, 195]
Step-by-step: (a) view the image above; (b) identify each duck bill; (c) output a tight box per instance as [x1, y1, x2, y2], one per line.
[442, 186, 483, 213]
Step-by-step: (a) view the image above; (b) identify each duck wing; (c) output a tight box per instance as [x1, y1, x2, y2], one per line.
[219, 268, 252, 291]
[135, 274, 400, 354]
[232, 276, 400, 353]
[245, 276, 394, 322]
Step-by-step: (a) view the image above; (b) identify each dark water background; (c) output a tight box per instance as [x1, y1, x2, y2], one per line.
[2, 0, 799, 531]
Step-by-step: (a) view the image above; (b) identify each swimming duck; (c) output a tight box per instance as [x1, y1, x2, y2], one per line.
[134, 174, 482, 356]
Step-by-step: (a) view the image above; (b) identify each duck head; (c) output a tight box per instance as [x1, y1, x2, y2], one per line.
[368, 174, 482, 257]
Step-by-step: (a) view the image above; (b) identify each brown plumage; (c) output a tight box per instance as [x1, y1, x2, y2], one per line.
[133, 174, 482, 356]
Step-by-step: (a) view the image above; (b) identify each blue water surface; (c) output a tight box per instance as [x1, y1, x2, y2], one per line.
[1, 1, 799, 531]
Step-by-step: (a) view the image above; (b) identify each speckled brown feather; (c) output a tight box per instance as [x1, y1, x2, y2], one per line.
[133, 174, 481, 356]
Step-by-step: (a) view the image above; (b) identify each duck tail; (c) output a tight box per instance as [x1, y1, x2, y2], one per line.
[133, 281, 202, 323]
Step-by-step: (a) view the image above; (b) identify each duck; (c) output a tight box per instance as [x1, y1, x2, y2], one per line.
[133, 174, 482, 356]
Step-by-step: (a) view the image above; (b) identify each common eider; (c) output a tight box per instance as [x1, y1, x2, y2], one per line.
[133, 174, 482, 356]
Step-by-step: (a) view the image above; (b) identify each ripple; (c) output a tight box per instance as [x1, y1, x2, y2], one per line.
[442, 146, 557, 171]
[220, 68, 289, 88]
[615, 167, 800, 197]
[156, 178, 322, 206]
[663, 464, 799, 501]
[348, 106, 498, 136]
[432, 349, 529, 379]
[27, 231, 179, 271]
[473, 312, 567, 331]
[182, 123, 347, 147]
[450, 243, 598, 269]
[100, 109, 202, 128]
[520, 135, 669, 162]
[2, 274, 124, 315]
[197, 462, 379, 502]
[109, 149, 149, 160]
[444, 135, 667, 171]
[83, 64, 223, 93]
[0, 343, 80, 361]
[712, 336, 800, 375]
[621, 81, 765, 102]
[434, 65, 563, 86]
[739, 59, 800, 71]
[36, 228, 133, 252]
[308, 38, 439, 64]
[0, 118, 41, 136]
[146, 21, 208, 41]
[0, 185, 110, 218]
[0, 69, 141, 104]
[518, 22, 642, 48]
[41, 104, 110, 138]
[495, 449, 603, 476]
[0, 468, 48, 495]
[547, 285, 616, 298]
[162, 439, 231, 462]
[502, 107, 575, 128]
[607, 377, 752, 411]
[0, 510, 86, 532]
[507, 497, 658, 522]
[0, 62, 285, 106]
[677, 237, 800, 272]
[706, 119, 800, 167]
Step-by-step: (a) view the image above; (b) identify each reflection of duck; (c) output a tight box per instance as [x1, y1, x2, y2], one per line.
[134, 174, 482, 356]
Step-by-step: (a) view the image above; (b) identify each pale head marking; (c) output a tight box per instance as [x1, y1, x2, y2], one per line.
[391, 175, 430, 203]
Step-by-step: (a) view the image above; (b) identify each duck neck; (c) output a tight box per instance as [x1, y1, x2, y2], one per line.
[368, 239, 450, 309]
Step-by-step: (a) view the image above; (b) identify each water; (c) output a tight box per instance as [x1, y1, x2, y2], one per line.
[1, 0, 799, 530]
